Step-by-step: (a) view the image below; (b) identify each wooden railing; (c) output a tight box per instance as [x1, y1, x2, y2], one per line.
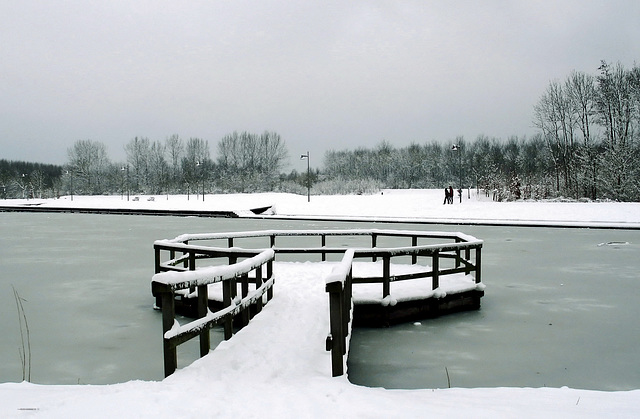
[325, 249, 355, 377]
[152, 229, 482, 377]
[152, 246, 274, 377]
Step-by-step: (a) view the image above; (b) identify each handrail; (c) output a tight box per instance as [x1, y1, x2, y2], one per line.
[152, 249, 275, 377]
[325, 249, 355, 377]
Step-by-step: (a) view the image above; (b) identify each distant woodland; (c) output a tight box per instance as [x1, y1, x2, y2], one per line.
[2, 61, 639, 202]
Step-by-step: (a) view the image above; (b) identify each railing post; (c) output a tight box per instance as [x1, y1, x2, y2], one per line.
[154, 246, 161, 274]
[255, 265, 263, 314]
[475, 247, 482, 284]
[326, 281, 344, 377]
[197, 283, 210, 357]
[411, 236, 418, 264]
[383, 255, 390, 298]
[432, 251, 440, 290]
[161, 290, 177, 377]
[465, 246, 471, 275]
[222, 278, 233, 340]
[182, 240, 189, 269]
[241, 273, 249, 297]
[321, 234, 326, 262]
[455, 237, 461, 269]
[371, 233, 378, 262]
[342, 267, 352, 350]
[267, 260, 274, 301]
[189, 250, 196, 293]
[240, 273, 250, 327]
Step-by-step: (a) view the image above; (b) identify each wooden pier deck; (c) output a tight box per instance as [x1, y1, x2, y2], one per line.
[152, 229, 484, 377]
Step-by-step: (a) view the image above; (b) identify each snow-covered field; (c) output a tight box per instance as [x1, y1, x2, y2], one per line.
[4, 188, 640, 227]
[1, 189, 639, 418]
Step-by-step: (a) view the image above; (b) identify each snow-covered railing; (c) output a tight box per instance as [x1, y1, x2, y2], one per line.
[156, 229, 483, 299]
[152, 248, 275, 377]
[325, 249, 355, 377]
[153, 229, 482, 377]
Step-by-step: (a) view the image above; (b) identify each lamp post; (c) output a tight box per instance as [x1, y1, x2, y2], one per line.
[300, 151, 310, 202]
[65, 170, 73, 201]
[21, 173, 29, 199]
[451, 144, 462, 203]
[196, 161, 205, 201]
[121, 165, 129, 201]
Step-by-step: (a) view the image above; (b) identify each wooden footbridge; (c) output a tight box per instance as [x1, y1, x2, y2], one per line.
[151, 229, 484, 377]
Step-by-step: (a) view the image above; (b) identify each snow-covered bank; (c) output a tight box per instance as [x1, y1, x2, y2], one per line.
[2, 189, 640, 418]
[3, 189, 640, 228]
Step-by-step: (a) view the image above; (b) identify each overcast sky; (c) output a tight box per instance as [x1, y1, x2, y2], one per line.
[1, 1, 639, 168]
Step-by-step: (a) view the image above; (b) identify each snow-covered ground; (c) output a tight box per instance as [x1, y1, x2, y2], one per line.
[4, 188, 640, 228]
[1, 190, 639, 418]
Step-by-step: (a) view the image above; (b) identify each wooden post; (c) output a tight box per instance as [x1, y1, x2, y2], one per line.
[182, 240, 189, 269]
[240, 273, 250, 327]
[241, 273, 249, 297]
[475, 247, 482, 283]
[432, 251, 440, 290]
[222, 279, 233, 340]
[411, 236, 418, 264]
[255, 265, 263, 314]
[266, 260, 274, 301]
[455, 237, 461, 269]
[154, 246, 161, 274]
[326, 281, 344, 377]
[371, 233, 377, 262]
[197, 284, 210, 357]
[154, 247, 163, 309]
[465, 247, 471, 275]
[383, 255, 390, 298]
[321, 234, 326, 262]
[161, 291, 177, 377]
[189, 250, 196, 293]
[342, 267, 352, 351]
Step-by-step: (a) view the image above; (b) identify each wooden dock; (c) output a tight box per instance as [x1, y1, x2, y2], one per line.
[152, 229, 484, 377]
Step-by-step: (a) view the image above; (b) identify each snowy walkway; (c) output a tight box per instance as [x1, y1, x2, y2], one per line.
[2, 262, 640, 418]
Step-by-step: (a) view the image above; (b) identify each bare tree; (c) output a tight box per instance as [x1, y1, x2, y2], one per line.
[216, 131, 289, 192]
[165, 134, 184, 193]
[67, 139, 110, 194]
[596, 61, 639, 200]
[148, 140, 168, 194]
[124, 137, 151, 193]
[533, 80, 577, 194]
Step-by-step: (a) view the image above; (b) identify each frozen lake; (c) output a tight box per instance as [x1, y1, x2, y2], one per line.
[1, 212, 639, 390]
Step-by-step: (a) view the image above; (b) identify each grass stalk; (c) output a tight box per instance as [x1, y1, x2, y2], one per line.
[12, 285, 32, 382]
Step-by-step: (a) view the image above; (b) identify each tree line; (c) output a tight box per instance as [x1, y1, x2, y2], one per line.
[322, 61, 640, 201]
[2, 61, 638, 202]
[1, 131, 293, 199]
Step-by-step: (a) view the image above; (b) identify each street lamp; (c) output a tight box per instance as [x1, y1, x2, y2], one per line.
[451, 144, 462, 203]
[65, 170, 73, 201]
[121, 165, 129, 201]
[21, 173, 29, 199]
[196, 161, 205, 201]
[300, 151, 310, 202]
